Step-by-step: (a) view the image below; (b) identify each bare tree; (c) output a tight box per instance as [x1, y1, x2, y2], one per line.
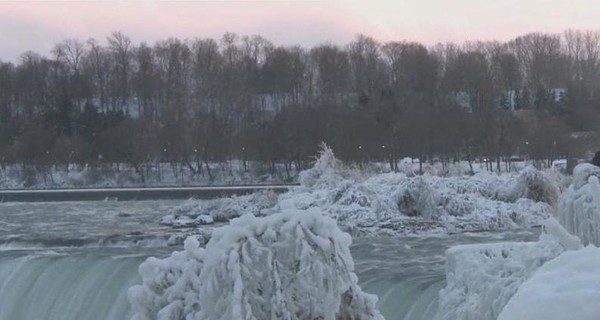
[262, 46, 307, 108]
[133, 42, 158, 120]
[191, 38, 222, 114]
[510, 33, 564, 88]
[84, 38, 111, 111]
[348, 34, 385, 102]
[582, 31, 600, 94]
[107, 31, 133, 110]
[310, 44, 351, 102]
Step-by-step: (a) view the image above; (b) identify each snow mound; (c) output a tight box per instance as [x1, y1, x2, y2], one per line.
[498, 246, 600, 320]
[130, 209, 383, 320]
[435, 239, 564, 320]
[557, 163, 600, 246]
[496, 166, 561, 208]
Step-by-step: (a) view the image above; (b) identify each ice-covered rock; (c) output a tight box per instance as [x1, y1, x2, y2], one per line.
[130, 209, 383, 320]
[435, 239, 564, 320]
[557, 163, 600, 246]
[498, 246, 600, 320]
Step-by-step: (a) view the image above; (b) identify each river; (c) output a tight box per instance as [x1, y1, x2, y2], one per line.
[0, 200, 539, 319]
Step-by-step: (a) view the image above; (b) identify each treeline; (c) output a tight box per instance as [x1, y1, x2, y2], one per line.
[1, 30, 600, 174]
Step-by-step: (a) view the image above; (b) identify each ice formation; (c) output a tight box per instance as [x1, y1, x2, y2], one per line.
[539, 217, 582, 250]
[557, 163, 600, 246]
[129, 236, 205, 320]
[296, 143, 344, 189]
[161, 190, 278, 227]
[490, 164, 600, 319]
[129, 209, 383, 320]
[437, 162, 600, 319]
[162, 146, 559, 235]
[435, 238, 564, 320]
[165, 146, 561, 236]
[495, 165, 561, 208]
[280, 149, 558, 234]
[498, 246, 600, 320]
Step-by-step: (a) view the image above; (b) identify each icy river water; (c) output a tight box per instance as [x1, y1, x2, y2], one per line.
[0, 200, 539, 320]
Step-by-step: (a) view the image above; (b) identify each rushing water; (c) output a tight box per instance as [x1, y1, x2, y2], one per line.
[0, 201, 539, 320]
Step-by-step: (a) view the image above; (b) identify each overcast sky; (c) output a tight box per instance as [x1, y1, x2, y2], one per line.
[2, 0, 600, 62]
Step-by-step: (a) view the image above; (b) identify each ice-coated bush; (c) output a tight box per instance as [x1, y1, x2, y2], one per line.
[130, 209, 383, 320]
[129, 236, 205, 320]
[199, 209, 383, 320]
[298, 143, 344, 189]
[444, 194, 475, 217]
[394, 176, 437, 218]
[496, 166, 561, 207]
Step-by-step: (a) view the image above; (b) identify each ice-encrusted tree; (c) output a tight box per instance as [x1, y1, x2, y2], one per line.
[298, 143, 344, 189]
[129, 208, 383, 320]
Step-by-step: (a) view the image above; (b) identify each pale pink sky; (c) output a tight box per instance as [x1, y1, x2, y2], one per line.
[1, 0, 600, 62]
